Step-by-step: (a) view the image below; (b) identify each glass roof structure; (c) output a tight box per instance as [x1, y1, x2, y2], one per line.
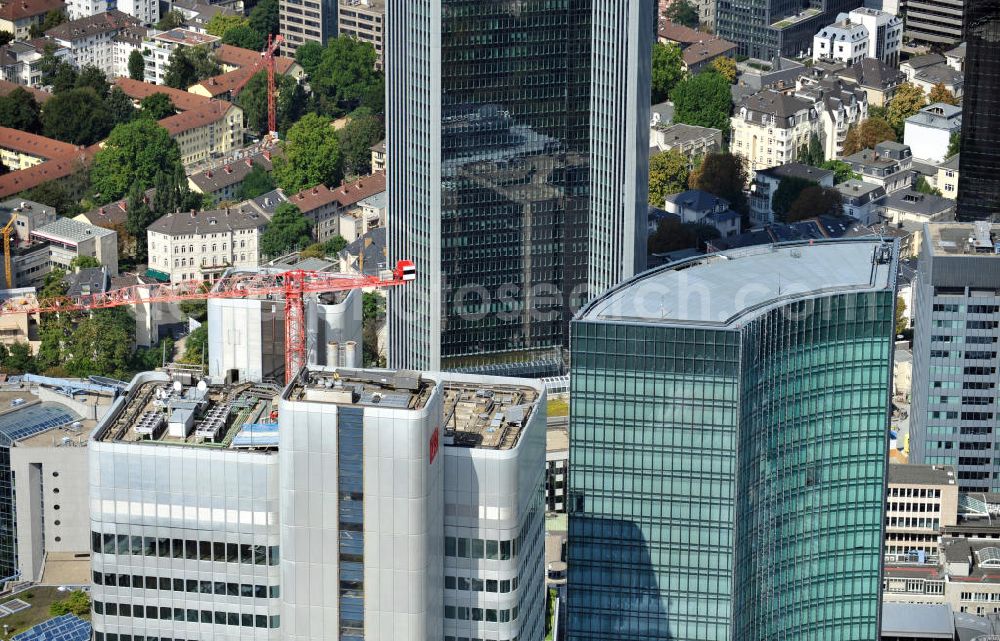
[12, 614, 91, 641]
[0, 403, 79, 447]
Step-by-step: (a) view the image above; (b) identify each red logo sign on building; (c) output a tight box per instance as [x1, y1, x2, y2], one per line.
[429, 426, 440, 464]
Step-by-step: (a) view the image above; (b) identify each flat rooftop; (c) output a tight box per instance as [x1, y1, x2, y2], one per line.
[578, 239, 896, 328]
[888, 464, 957, 486]
[289, 368, 434, 410]
[441, 382, 537, 450]
[99, 378, 281, 450]
[927, 222, 1000, 257]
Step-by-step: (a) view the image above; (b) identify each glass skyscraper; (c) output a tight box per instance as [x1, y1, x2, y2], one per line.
[716, 0, 863, 60]
[568, 239, 897, 641]
[386, 1, 652, 375]
[957, 4, 1000, 222]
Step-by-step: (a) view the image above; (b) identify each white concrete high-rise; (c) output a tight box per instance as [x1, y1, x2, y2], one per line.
[386, 1, 653, 376]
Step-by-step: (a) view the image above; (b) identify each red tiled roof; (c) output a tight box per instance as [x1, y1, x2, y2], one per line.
[329, 171, 386, 208]
[0, 79, 52, 103]
[192, 66, 256, 97]
[289, 183, 338, 214]
[158, 99, 235, 135]
[114, 77, 212, 112]
[682, 37, 736, 67]
[0, 0, 64, 22]
[657, 20, 708, 46]
[0, 144, 99, 199]
[0, 126, 79, 160]
[215, 44, 297, 74]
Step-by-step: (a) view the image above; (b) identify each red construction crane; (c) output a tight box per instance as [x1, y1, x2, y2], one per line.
[0, 260, 417, 384]
[233, 33, 285, 139]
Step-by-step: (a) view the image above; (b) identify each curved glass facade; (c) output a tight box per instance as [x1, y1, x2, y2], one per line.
[568, 241, 895, 641]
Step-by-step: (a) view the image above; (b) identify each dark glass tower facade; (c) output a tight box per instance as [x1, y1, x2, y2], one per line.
[568, 240, 896, 641]
[717, 0, 864, 60]
[958, 3, 1000, 222]
[386, 1, 652, 375]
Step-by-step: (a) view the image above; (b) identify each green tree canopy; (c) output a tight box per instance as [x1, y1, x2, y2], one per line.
[125, 182, 155, 262]
[842, 117, 896, 156]
[929, 82, 959, 106]
[50, 590, 90, 617]
[665, 0, 699, 28]
[311, 36, 384, 116]
[248, 0, 279, 37]
[155, 10, 185, 30]
[916, 175, 942, 196]
[106, 85, 137, 124]
[896, 297, 908, 335]
[238, 164, 276, 199]
[886, 83, 927, 138]
[70, 255, 100, 270]
[65, 308, 135, 379]
[91, 119, 182, 203]
[42, 87, 112, 145]
[651, 42, 684, 104]
[0, 87, 41, 133]
[260, 202, 312, 257]
[689, 152, 748, 213]
[772, 176, 816, 221]
[0, 32, 12, 47]
[337, 110, 385, 176]
[76, 65, 109, 97]
[30, 8, 65, 37]
[180, 325, 207, 364]
[648, 148, 690, 206]
[128, 49, 146, 80]
[236, 71, 306, 136]
[798, 133, 824, 166]
[221, 25, 265, 51]
[139, 92, 177, 120]
[785, 185, 843, 222]
[670, 70, 732, 134]
[362, 291, 385, 366]
[22, 175, 86, 216]
[648, 219, 719, 254]
[0, 342, 34, 374]
[711, 56, 737, 83]
[819, 159, 860, 184]
[273, 113, 344, 193]
[205, 13, 248, 37]
[40, 49, 78, 93]
[947, 132, 960, 158]
[294, 41, 323, 76]
[163, 46, 220, 89]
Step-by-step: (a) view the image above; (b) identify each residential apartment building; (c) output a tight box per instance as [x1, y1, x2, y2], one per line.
[369, 139, 384, 171]
[143, 29, 219, 85]
[188, 152, 275, 201]
[885, 464, 959, 561]
[285, 171, 385, 241]
[957, 3, 1000, 222]
[716, 0, 863, 61]
[905, 103, 962, 165]
[663, 189, 741, 237]
[749, 162, 835, 225]
[337, 0, 383, 66]
[797, 76, 869, 160]
[813, 16, 869, 66]
[845, 141, 914, 194]
[146, 207, 265, 282]
[159, 100, 244, 168]
[649, 123, 722, 163]
[0, 40, 69, 87]
[387, 1, 653, 375]
[567, 238, 898, 641]
[851, 7, 903, 65]
[938, 154, 959, 200]
[911, 222, 1000, 492]
[903, 0, 965, 46]
[0, 127, 78, 172]
[836, 57, 905, 107]
[0, 0, 64, 40]
[46, 11, 145, 80]
[838, 178, 887, 226]
[883, 190, 956, 228]
[278, 0, 336, 57]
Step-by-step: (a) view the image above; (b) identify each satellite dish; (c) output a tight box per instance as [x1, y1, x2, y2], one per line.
[173, 381, 182, 393]
[197, 380, 208, 392]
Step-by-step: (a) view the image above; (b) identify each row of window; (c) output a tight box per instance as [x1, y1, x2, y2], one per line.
[94, 572, 278, 599]
[933, 304, 1000, 314]
[444, 604, 519, 623]
[933, 335, 998, 344]
[445, 575, 519, 594]
[883, 578, 944, 594]
[961, 592, 1000, 602]
[930, 350, 999, 360]
[932, 320, 1000, 329]
[884, 517, 939, 529]
[887, 487, 943, 498]
[91, 532, 278, 566]
[886, 502, 941, 513]
[93, 601, 279, 628]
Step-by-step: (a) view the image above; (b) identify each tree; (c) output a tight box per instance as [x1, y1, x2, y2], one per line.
[819, 159, 860, 184]
[130, 336, 173, 371]
[221, 25, 264, 51]
[916, 175, 942, 196]
[238, 165, 276, 199]
[273, 113, 344, 193]
[66, 308, 134, 379]
[651, 42, 684, 104]
[785, 185, 843, 222]
[205, 14, 248, 37]
[128, 49, 146, 80]
[248, 0, 279, 37]
[311, 36, 384, 116]
[689, 152, 748, 213]
[0, 342, 34, 374]
[324, 235, 347, 254]
[670, 70, 732, 133]
[797, 133, 825, 167]
[106, 85, 137, 124]
[163, 46, 220, 89]
[711, 56, 737, 84]
[886, 83, 927, 138]
[648, 218, 720, 254]
[91, 119, 182, 202]
[929, 82, 959, 106]
[665, 0, 699, 28]
[139, 92, 177, 120]
[772, 176, 816, 221]
[259, 202, 312, 257]
[70, 255, 100, 270]
[50, 590, 90, 617]
[42, 87, 111, 145]
[362, 291, 385, 367]
[895, 297, 908, 335]
[237, 71, 304, 136]
[294, 41, 324, 76]
[337, 111, 385, 176]
[30, 9, 65, 37]
[155, 10, 185, 30]
[180, 299, 207, 322]
[842, 117, 896, 156]
[947, 132, 960, 158]
[299, 242, 327, 258]
[0, 87, 41, 133]
[648, 148, 690, 206]
[125, 182, 156, 262]
[180, 324, 207, 364]
[0, 32, 12, 47]
[40, 50, 78, 93]
[23, 177, 84, 216]
[76, 65, 109, 97]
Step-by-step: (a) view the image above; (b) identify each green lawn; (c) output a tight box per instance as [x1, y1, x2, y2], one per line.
[547, 398, 569, 417]
[0, 586, 83, 636]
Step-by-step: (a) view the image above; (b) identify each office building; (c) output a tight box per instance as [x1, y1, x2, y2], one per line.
[279, 0, 336, 57]
[716, 0, 864, 61]
[337, 0, 383, 66]
[958, 3, 1000, 222]
[386, 1, 653, 375]
[910, 222, 1000, 492]
[885, 464, 959, 561]
[89, 373, 284, 641]
[280, 368, 545, 641]
[568, 238, 897, 641]
[903, 0, 965, 46]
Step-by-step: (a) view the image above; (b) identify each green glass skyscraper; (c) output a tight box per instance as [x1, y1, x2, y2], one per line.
[567, 239, 897, 641]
